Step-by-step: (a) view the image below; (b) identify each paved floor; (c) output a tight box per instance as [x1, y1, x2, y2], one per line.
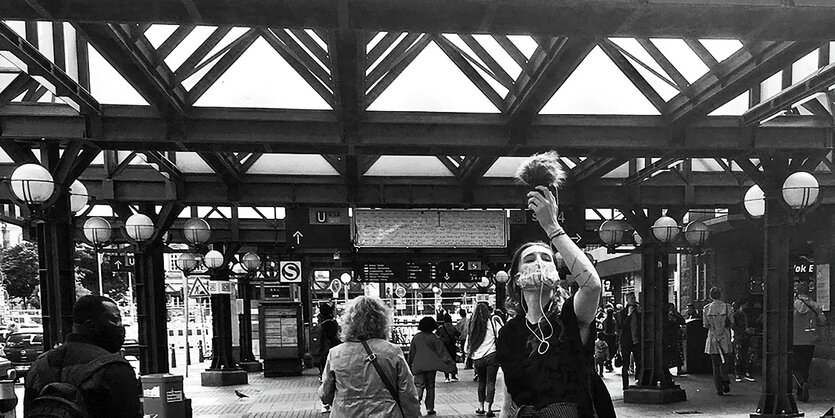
[10, 360, 835, 417]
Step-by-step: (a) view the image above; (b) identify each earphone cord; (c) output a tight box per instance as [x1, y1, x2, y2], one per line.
[522, 282, 554, 355]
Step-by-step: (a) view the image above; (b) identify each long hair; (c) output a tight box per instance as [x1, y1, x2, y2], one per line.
[505, 241, 568, 346]
[340, 296, 391, 342]
[467, 303, 491, 356]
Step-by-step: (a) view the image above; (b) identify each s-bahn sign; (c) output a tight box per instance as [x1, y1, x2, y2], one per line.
[279, 261, 302, 283]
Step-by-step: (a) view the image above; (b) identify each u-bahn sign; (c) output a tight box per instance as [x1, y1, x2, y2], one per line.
[285, 207, 351, 249]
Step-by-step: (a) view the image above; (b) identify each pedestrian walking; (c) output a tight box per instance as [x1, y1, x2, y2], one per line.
[731, 299, 755, 382]
[617, 294, 641, 389]
[496, 152, 614, 418]
[792, 277, 827, 402]
[664, 302, 686, 375]
[409, 316, 457, 415]
[318, 296, 421, 417]
[594, 332, 610, 377]
[703, 287, 734, 396]
[601, 307, 618, 372]
[468, 303, 502, 416]
[455, 309, 470, 369]
[435, 312, 460, 382]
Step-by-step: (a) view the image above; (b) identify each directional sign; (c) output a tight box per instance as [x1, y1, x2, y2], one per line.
[291, 231, 304, 245]
[208, 280, 233, 295]
[279, 261, 302, 283]
[285, 207, 351, 249]
[188, 278, 210, 298]
[394, 286, 406, 298]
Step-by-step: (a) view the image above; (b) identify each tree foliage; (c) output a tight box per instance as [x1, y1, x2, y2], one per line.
[0, 241, 39, 301]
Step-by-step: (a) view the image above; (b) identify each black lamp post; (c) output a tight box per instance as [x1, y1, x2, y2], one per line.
[175, 252, 201, 377]
[238, 252, 262, 372]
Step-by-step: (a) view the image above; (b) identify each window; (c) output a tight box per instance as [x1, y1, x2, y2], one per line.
[169, 330, 174, 336]
[178, 330, 184, 336]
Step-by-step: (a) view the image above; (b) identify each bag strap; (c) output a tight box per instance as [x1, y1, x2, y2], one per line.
[361, 340, 404, 416]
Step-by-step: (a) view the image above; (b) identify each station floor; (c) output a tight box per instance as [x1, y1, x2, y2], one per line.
[11, 359, 835, 417]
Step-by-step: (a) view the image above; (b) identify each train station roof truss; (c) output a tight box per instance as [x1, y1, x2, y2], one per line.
[2, 2, 835, 212]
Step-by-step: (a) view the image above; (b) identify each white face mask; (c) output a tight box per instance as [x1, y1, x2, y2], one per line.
[516, 259, 559, 290]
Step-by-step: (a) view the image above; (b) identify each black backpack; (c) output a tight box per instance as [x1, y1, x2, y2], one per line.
[310, 319, 333, 358]
[27, 353, 127, 418]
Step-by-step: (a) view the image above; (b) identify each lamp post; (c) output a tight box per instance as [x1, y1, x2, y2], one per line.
[601, 213, 709, 404]
[201, 246, 247, 385]
[340, 272, 352, 304]
[238, 252, 262, 371]
[124, 212, 169, 375]
[495, 271, 509, 311]
[6, 163, 75, 350]
[175, 253, 200, 377]
[744, 170, 819, 418]
[82, 216, 112, 296]
[411, 282, 419, 316]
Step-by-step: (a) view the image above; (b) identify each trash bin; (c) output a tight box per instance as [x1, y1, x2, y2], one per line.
[141, 374, 186, 418]
[0, 380, 17, 418]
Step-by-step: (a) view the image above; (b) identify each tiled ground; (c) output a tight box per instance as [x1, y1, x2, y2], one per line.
[10, 360, 835, 417]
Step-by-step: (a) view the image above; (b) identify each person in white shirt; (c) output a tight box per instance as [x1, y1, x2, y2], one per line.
[466, 303, 503, 417]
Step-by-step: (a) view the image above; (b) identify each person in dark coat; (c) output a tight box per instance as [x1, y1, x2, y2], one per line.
[24, 295, 141, 418]
[316, 303, 341, 413]
[409, 316, 456, 415]
[601, 307, 618, 372]
[663, 302, 686, 373]
[435, 312, 460, 382]
[617, 295, 641, 389]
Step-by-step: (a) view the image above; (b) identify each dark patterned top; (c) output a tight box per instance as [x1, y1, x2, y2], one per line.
[496, 296, 595, 415]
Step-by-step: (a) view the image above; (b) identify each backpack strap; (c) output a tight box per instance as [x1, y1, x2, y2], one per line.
[360, 340, 404, 417]
[61, 354, 128, 388]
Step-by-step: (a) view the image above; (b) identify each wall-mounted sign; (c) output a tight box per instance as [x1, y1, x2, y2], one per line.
[793, 262, 815, 275]
[279, 261, 302, 283]
[208, 280, 233, 295]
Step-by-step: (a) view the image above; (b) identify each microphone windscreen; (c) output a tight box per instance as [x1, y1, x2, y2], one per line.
[514, 151, 565, 188]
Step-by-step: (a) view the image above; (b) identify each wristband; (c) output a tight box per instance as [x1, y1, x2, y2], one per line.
[548, 228, 566, 241]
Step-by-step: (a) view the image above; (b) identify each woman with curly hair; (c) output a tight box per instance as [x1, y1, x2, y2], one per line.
[496, 151, 612, 417]
[318, 296, 421, 417]
[468, 302, 504, 416]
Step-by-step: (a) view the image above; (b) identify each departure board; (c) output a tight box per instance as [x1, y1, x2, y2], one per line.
[354, 209, 507, 248]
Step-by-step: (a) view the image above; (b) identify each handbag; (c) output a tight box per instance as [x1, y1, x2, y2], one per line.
[613, 352, 623, 368]
[361, 340, 404, 416]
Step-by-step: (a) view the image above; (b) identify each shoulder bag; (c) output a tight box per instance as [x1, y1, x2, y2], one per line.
[361, 340, 405, 417]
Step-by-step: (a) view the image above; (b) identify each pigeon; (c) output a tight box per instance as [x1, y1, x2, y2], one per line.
[234, 390, 249, 400]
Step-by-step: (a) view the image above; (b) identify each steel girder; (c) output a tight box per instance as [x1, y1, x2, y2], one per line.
[4, 1, 835, 40]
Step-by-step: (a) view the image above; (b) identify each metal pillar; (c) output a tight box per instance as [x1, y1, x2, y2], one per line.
[624, 242, 686, 403]
[133, 240, 169, 375]
[237, 274, 261, 371]
[752, 176, 801, 418]
[35, 193, 75, 349]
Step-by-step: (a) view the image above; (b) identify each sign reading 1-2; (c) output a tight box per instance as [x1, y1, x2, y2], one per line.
[279, 261, 302, 283]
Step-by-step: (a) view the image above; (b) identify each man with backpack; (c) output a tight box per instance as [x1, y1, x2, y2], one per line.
[24, 295, 141, 418]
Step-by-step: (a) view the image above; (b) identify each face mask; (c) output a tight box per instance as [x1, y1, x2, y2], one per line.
[94, 323, 126, 353]
[516, 259, 559, 290]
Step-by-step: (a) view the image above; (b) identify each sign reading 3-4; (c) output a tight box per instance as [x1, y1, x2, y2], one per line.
[279, 261, 303, 283]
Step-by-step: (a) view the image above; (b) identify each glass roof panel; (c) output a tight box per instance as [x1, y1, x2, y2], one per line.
[601, 162, 629, 178]
[483, 157, 527, 177]
[367, 41, 500, 113]
[610, 38, 673, 82]
[540, 46, 660, 115]
[627, 56, 680, 101]
[691, 158, 724, 172]
[3, 21, 26, 38]
[165, 26, 217, 71]
[760, 71, 782, 101]
[367, 32, 388, 53]
[708, 91, 749, 116]
[176, 152, 214, 173]
[247, 154, 339, 175]
[144, 24, 178, 49]
[88, 45, 149, 105]
[650, 39, 709, 83]
[365, 156, 455, 176]
[193, 37, 332, 110]
[699, 39, 743, 62]
[305, 29, 328, 52]
[0, 73, 17, 92]
[0, 147, 13, 163]
[472, 35, 522, 80]
[507, 35, 538, 60]
[792, 50, 819, 84]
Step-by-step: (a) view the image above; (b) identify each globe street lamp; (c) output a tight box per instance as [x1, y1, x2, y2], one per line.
[9, 163, 55, 207]
[495, 270, 509, 311]
[83, 216, 112, 296]
[183, 218, 211, 246]
[68, 180, 89, 214]
[124, 213, 155, 243]
[340, 272, 352, 304]
[175, 252, 202, 376]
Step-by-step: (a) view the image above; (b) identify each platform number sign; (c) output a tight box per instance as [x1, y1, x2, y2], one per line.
[279, 261, 302, 283]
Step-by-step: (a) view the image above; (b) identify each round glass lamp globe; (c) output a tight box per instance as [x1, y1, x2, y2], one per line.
[176, 253, 200, 272]
[432, 286, 440, 294]
[495, 270, 509, 284]
[411, 283, 420, 290]
[125, 213, 154, 242]
[204, 250, 224, 269]
[10, 164, 54, 204]
[479, 276, 490, 287]
[69, 180, 89, 213]
[782, 172, 819, 209]
[684, 221, 710, 246]
[241, 252, 261, 272]
[83, 217, 112, 244]
[744, 184, 765, 218]
[340, 272, 352, 284]
[183, 218, 211, 245]
[599, 219, 626, 247]
[652, 216, 680, 243]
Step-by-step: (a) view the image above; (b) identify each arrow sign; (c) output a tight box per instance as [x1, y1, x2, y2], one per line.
[292, 230, 303, 245]
[571, 234, 582, 244]
[113, 260, 122, 269]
